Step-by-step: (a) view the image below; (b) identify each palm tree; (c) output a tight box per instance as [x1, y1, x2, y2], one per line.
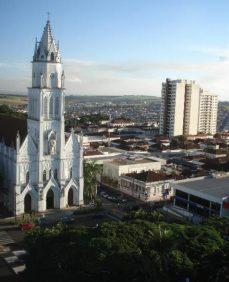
[84, 161, 102, 203]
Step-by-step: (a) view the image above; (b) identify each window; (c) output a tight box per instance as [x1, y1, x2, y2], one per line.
[210, 202, 220, 216]
[43, 170, 47, 182]
[176, 190, 188, 200]
[54, 169, 58, 180]
[43, 97, 48, 117]
[49, 96, 53, 115]
[55, 97, 59, 116]
[189, 195, 209, 208]
[50, 73, 56, 88]
[49, 169, 52, 179]
[70, 167, 72, 179]
[26, 171, 29, 184]
[50, 52, 55, 61]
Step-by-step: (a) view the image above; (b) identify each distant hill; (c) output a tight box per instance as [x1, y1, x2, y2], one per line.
[0, 93, 161, 107]
[0, 93, 27, 106]
[66, 95, 161, 104]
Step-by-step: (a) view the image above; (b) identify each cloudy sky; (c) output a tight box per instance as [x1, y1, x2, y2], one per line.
[1, 0, 229, 100]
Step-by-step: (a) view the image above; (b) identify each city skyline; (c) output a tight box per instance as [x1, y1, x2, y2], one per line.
[1, 0, 229, 100]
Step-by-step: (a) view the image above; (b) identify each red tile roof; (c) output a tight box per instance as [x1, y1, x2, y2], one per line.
[84, 150, 103, 156]
[125, 170, 182, 182]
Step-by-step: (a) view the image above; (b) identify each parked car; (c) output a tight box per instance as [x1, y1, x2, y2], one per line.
[19, 222, 35, 231]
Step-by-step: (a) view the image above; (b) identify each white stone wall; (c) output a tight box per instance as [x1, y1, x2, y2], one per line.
[0, 21, 84, 215]
[119, 176, 174, 202]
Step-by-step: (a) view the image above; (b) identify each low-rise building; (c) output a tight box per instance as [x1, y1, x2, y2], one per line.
[119, 170, 180, 202]
[82, 134, 120, 147]
[110, 118, 135, 128]
[84, 147, 124, 164]
[186, 133, 213, 141]
[102, 156, 162, 180]
[173, 176, 229, 217]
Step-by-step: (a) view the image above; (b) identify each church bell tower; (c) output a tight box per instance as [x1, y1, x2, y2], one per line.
[27, 19, 65, 189]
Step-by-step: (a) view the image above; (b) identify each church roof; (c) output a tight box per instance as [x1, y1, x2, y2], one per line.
[0, 115, 27, 148]
[33, 20, 61, 62]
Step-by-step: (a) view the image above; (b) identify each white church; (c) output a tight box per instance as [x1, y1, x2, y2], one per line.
[0, 20, 84, 215]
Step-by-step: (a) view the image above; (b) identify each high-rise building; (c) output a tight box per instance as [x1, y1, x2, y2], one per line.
[159, 79, 200, 137]
[159, 79, 218, 138]
[198, 90, 218, 134]
[0, 20, 84, 215]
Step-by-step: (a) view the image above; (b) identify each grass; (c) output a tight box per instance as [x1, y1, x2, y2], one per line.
[0, 96, 27, 106]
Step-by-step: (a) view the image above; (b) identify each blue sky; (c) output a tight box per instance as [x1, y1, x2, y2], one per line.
[0, 0, 229, 100]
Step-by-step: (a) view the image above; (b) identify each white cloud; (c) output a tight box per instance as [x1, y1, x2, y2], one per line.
[0, 58, 229, 100]
[188, 46, 229, 58]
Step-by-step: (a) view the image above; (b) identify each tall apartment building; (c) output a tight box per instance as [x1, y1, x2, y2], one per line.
[198, 90, 218, 135]
[159, 79, 200, 137]
[159, 79, 218, 137]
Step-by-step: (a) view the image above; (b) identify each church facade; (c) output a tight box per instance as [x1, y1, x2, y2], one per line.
[0, 20, 84, 215]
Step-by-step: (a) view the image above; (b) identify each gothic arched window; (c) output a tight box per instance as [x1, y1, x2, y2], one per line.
[40, 73, 44, 88]
[26, 171, 29, 184]
[61, 72, 65, 88]
[50, 73, 56, 88]
[54, 169, 58, 180]
[49, 96, 53, 115]
[49, 169, 52, 179]
[70, 167, 72, 179]
[43, 170, 47, 182]
[55, 97, 59, 116]
[51, 52, 55, 61]
[43, 96, 48, 117]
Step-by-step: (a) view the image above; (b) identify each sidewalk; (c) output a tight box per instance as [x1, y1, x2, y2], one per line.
[0, 255, 17, 282]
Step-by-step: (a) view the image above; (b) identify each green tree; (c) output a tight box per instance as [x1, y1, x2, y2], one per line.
[21, 214, 228, 282]
[84, 161, 102, 203]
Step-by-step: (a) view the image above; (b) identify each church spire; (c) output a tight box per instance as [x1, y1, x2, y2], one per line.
[33, 19, 61, 63]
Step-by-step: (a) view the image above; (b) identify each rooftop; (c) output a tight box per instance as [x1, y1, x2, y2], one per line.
[176, 176, 229, 201]
[124, 170, 182, 182]
[84, 150, 103, 157]
[110, 157, 157, 166]
[112, 118, 133, 124]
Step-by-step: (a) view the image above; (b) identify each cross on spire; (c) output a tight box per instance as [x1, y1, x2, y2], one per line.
[47, 11, 51, 21]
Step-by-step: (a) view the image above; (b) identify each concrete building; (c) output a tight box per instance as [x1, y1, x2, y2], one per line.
[198, 90, 218, 135]
[159, 79, 200, 137]
[173, 176, 229, 217]
[0, 20, 84, 215]
[159, 79, 218, 138]
[84, 147, 124, 165]
[119, 170, 176, 202]
[183, 82, 200, 135]
[110, 118, 135, 128]
[102, 157, 162, 180]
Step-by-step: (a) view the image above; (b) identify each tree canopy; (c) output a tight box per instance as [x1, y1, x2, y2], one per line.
[20, 213, 229, 282]
[84, 161, 102, 202]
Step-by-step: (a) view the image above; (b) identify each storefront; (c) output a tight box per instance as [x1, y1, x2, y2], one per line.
[173, 176, 229, 218]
